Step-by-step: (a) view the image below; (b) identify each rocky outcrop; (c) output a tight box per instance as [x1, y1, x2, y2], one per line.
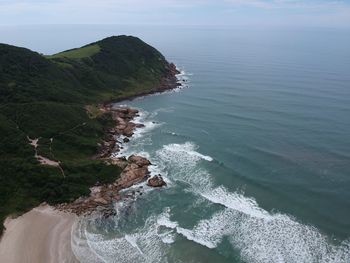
[110, 157, 128, 169]
[128, 155, 151, 167]
[147, 175, 167, 188]
[156, 63, 181, 92]
[54, 62, 182, 218]
[117, 155, 151, 188]
[96, 107, 141, 159]
[57, 154, 151, 215]
[57, 105, 169, 216]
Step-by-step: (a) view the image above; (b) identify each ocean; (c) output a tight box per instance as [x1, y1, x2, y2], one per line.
[2, 25, 350, 262]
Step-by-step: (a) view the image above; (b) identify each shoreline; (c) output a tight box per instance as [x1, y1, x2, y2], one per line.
[56, 64, 180, 215]
[0, 64, 183, 263]
[102, 62, 181, 106]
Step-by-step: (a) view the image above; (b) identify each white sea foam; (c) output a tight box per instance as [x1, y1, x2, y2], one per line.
[155, 142, 213, 192]
[160, 142, 213, 162]
[125, 234, 144, 256]
[201, 206, 348, 263]
[155, 142, 212, 187]
[157, 230, 176, 244]
[156, 208, 178, 244]
[176, 68, 192, 85]
[155, 141, 350, 263]
[73, 106, 350, 263]
[111, 108, 161, 159]
[132, 110, 162, 140]
[71, 219, 107, 263]
[72, 209, 181, 263]
[157, 207, 178, 229]
[173, 67, 191, 90]
[201, 186, 270, 219]
[172, 200, 350, 263]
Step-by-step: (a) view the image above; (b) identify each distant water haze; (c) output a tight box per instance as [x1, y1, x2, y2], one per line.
[2, 25, 350, 262]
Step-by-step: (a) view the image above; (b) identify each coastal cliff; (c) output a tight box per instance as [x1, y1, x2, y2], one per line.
[0, 36, 179, 234]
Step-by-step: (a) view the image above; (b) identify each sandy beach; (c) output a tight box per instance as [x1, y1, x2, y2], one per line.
[0, 106, 165, 263]
[0, 205, 79, 263]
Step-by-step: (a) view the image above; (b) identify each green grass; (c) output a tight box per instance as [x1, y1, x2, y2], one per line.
[46, 44, 101, 59]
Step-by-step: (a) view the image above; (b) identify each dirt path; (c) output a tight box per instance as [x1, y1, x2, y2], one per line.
[27, 136, 65, 177]
[25, 121, 88, 177]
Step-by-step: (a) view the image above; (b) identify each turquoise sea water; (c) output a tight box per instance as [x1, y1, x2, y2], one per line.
[2, 25, 350, 262]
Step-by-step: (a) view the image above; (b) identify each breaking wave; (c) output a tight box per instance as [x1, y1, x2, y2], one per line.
[153, 141, 350, 263]
[72, 207, 179, 263]
[72, 107, 350, 263]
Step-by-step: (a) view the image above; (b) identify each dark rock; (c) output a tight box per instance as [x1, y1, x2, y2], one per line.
[147, 175, 167, 188]
[123, 123, 136, 137]
[123, 137, 130, 143]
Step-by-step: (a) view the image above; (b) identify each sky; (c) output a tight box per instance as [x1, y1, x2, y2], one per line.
[0, 0, 350, 28]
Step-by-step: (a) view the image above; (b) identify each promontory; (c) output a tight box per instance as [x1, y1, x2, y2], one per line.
[0, 36, 179, 235]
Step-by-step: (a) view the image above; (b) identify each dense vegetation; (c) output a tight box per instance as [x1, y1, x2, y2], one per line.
[0, 36, 172, 234]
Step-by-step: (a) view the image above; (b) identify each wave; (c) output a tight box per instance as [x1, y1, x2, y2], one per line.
[110, 108, 162, 159]
[73, 107, 350, 263]
[72, 207, 180, 263]
[132, 110, 162, 139]
[161, 142, 213, 162]
[175, 193, 350, 263]
[155, 141, 350, 263]
[71, 218, 108, 263]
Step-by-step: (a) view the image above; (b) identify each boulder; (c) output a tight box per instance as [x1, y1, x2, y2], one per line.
[119, 161, 150, 188]
[128, 155, 151, 167]
[123, 137, 130, 143]
[121, 166, 149, 181]
[93, 197, 109, 205]
[147, 175, 166, 188]
[123, 123, 136, 137]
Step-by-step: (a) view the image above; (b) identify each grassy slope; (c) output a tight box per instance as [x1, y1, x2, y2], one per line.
[0, 36, 172, 234]
[46, 44, 101, 59]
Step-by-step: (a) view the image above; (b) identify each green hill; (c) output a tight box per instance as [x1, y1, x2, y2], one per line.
[0, 36, 177, 234]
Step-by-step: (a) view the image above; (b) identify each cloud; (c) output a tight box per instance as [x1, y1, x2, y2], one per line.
[0, 0, 349, 27]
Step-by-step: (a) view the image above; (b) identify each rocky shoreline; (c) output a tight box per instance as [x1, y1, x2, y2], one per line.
[103, 63, 182, 104]
[57, 106, 167, 216]
[56, 65, 181, 216]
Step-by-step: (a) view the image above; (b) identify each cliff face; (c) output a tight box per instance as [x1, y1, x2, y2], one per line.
[0, 36, 178, 234]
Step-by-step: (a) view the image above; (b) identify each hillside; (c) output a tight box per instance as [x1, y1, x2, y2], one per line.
[0, 36, 178, 234]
